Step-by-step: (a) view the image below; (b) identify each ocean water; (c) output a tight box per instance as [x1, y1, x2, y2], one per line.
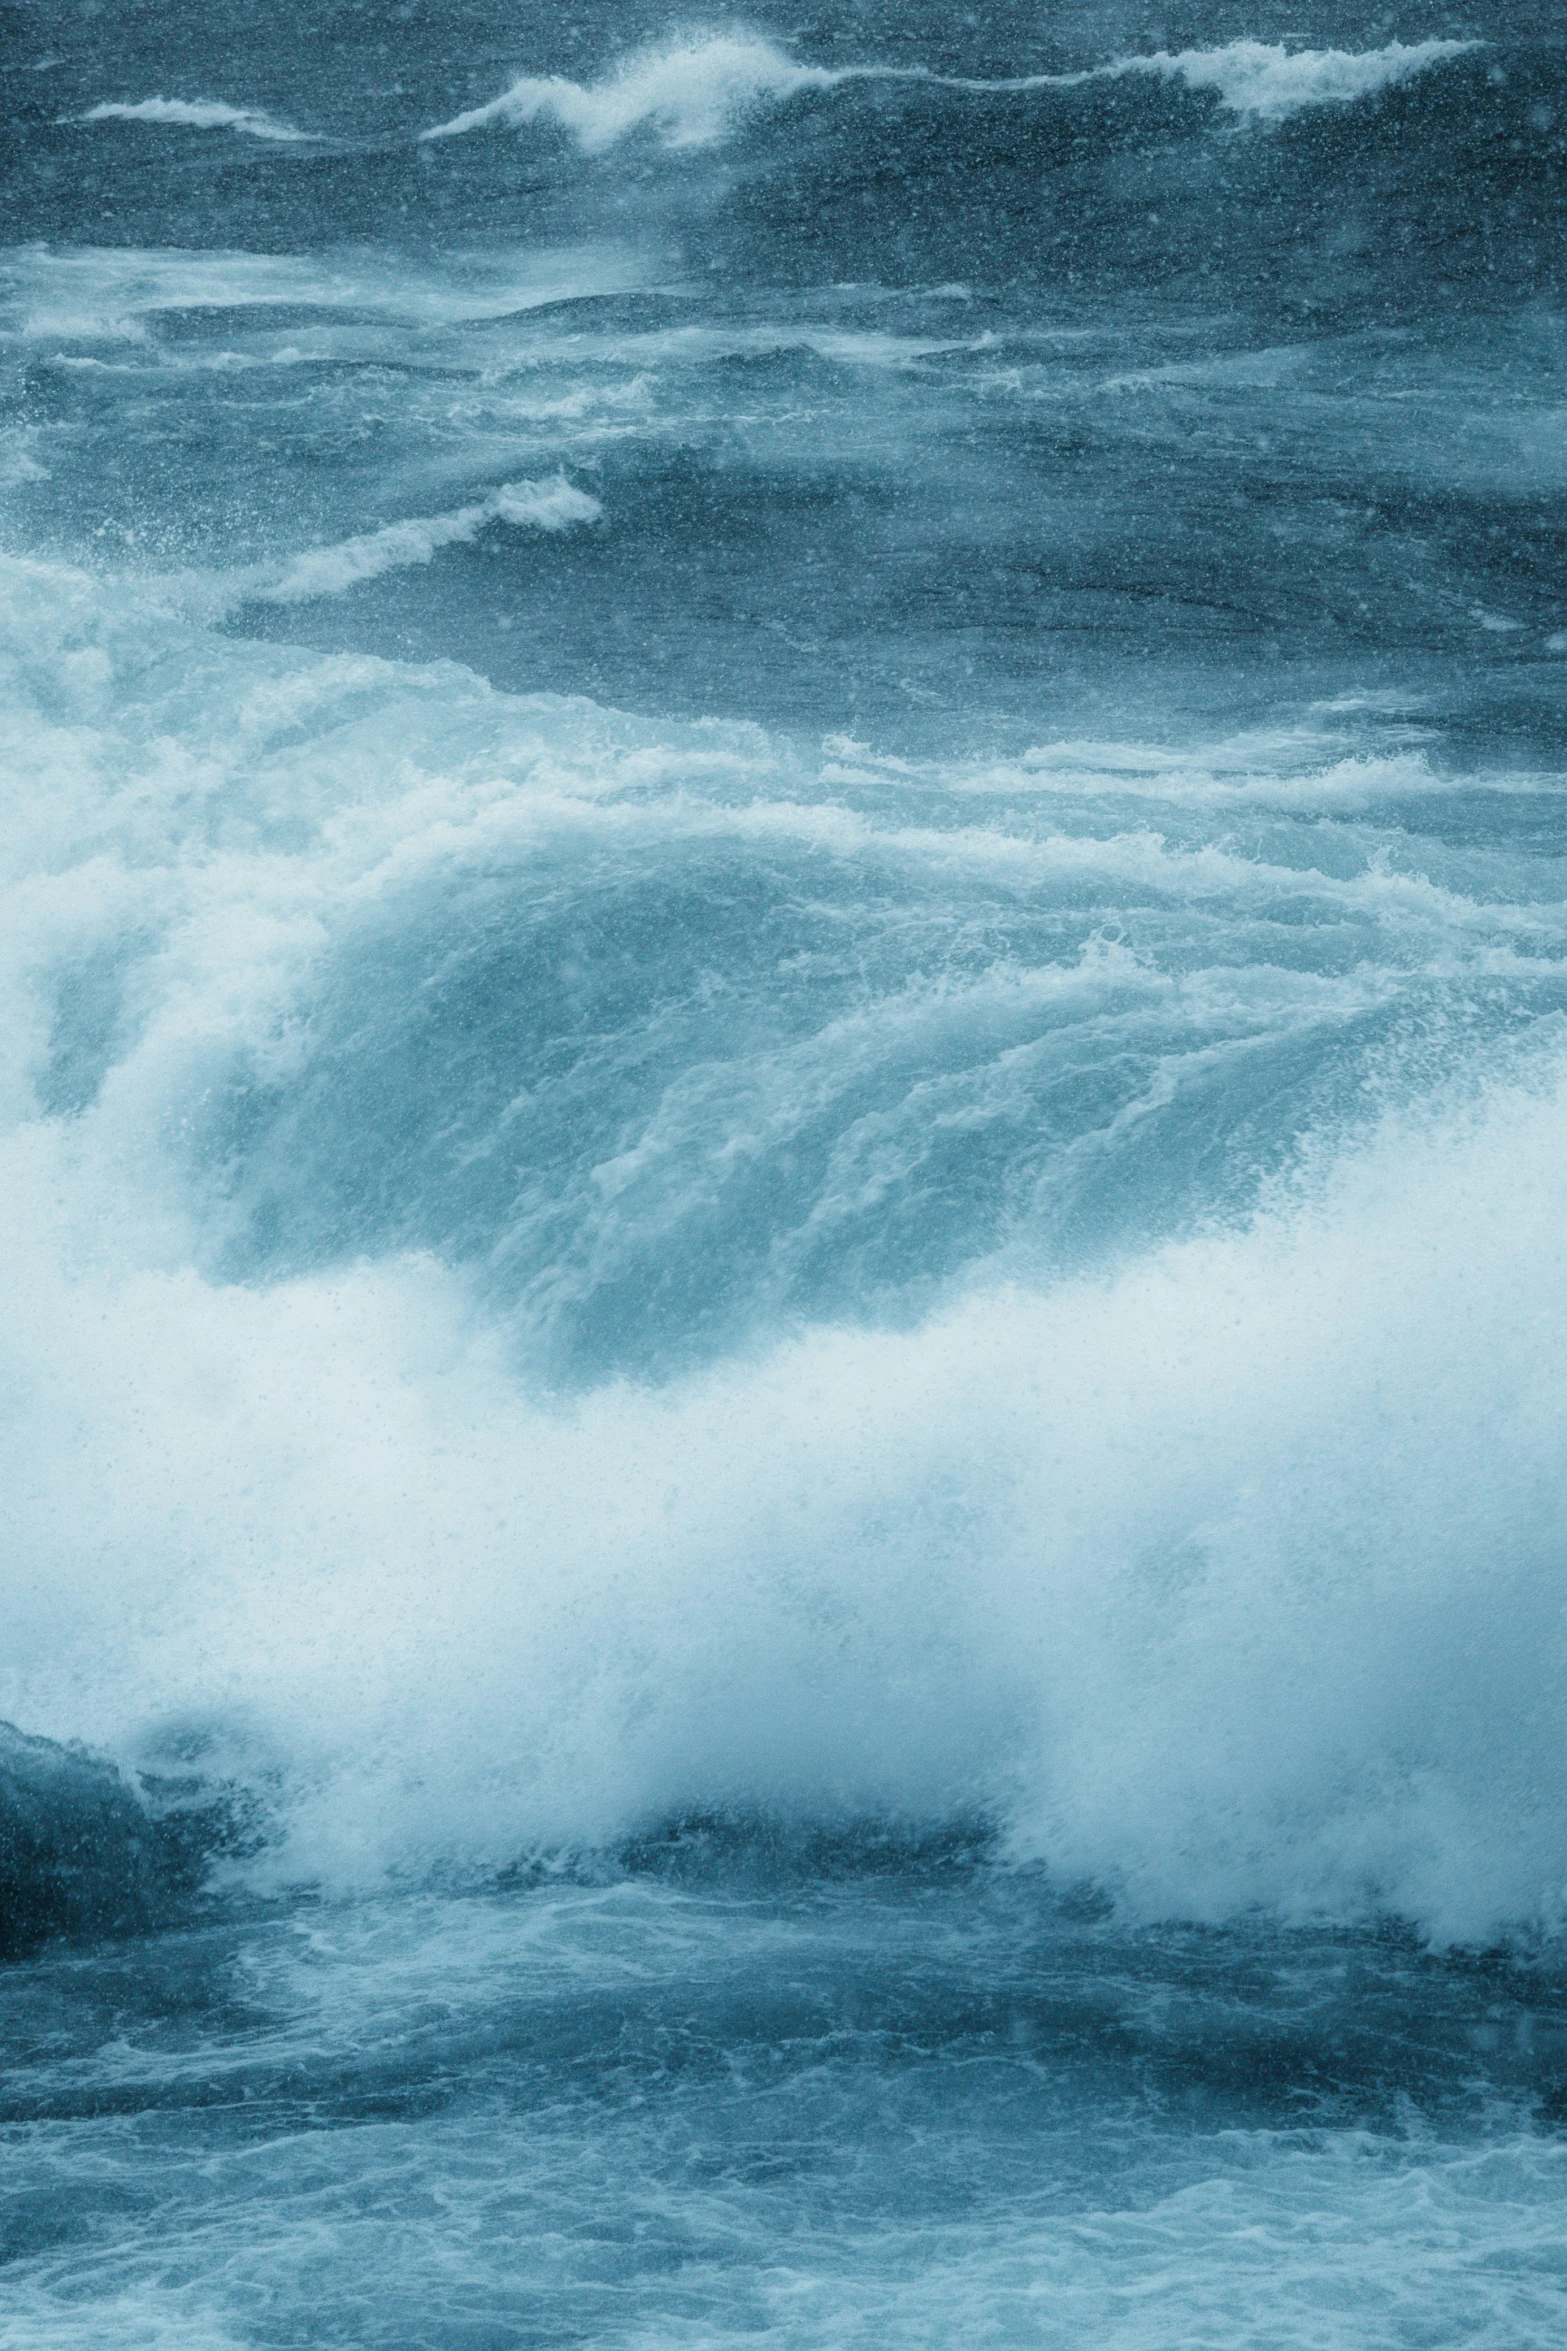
[3, 3, 1567, 2342]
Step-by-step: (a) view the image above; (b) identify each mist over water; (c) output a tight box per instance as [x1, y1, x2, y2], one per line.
[3, 4, 1567, 2344]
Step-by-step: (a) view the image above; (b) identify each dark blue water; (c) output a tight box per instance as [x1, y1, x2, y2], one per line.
[3, 7, 1567, 2342]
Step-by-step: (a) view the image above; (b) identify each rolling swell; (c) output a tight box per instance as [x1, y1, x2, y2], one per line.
[696, 41, 1563, 320]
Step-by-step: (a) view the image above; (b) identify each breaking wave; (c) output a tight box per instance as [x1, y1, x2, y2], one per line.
[4, 554, 1566, 1945]
[420, 33, 844, 151]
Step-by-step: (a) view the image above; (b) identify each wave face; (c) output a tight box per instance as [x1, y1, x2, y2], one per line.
[3, 2, 1567, 2341]
[3, 0, 1565, 1928]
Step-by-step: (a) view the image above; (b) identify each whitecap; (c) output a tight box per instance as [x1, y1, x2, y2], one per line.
[5, 557, 1566, 1940]
[237, 476, 602, 607]
[1124, 37, 1482, 121]
[420, 33, 844, 152]
[73, 97, 315, 143]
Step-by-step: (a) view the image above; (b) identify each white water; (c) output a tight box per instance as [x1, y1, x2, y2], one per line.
[229, 476, 603, 608]
[6, 15, 1567, 2343]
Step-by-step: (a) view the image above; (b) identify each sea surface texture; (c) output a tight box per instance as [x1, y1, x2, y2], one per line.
[3, 3, 1567, 2343]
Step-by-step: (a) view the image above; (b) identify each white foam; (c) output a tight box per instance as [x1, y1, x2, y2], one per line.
[4, 1875, 1563, 2351]
[921, 732, 1454, 812]
[419, 32, 1479, 149]
[238, 475, 602, 606]
[8, 1029, 1567, 1942]
[74, 97, 313, 143]
[0, 243, 656, 346]
[1128, 38, 1480, 121]
[420, 34, 843, 151]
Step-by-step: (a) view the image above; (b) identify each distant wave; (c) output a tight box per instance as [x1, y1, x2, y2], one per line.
[419, 33, 1479, 150]
[74, 97, 314, 143]
[251, 476, 602, 605]
[420, 35, 841, 151]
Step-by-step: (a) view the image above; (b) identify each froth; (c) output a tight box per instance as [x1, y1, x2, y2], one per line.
[9, 1032, 1567, 1943]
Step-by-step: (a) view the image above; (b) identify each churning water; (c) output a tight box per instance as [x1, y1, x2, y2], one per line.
[3, 3, 1567, 2342]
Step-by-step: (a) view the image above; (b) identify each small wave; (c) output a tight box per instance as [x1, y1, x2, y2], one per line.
[73, 97, 314, 143]
[2, 244, 654, 347]
[419, 32, 1480, 150]
[247, 477, 602, 606]
[420, 34, 842, 151]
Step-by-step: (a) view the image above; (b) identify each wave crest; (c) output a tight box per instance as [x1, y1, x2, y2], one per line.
[258, 475, 601, 604]
[420, 34, 841, 152]
[168, 476, 604, 612]
[74, 97, 314, 143]
[4, 560, 1567, 1943]
[1133, 38, 1479, 122]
